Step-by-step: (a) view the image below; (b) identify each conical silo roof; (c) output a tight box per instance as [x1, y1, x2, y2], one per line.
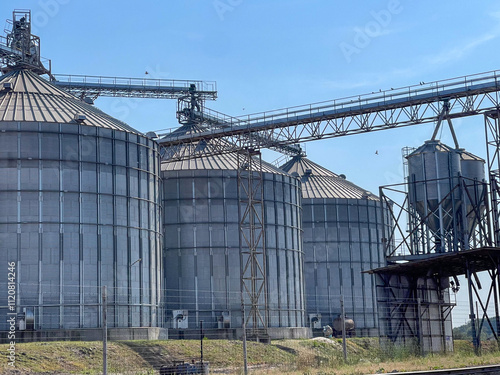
[458, 148, 485, 162]
[160, 123, 291, 175]
[280, 155, 378, 200]
[0, 69, 141, 133]
[406, 140, 455, 158]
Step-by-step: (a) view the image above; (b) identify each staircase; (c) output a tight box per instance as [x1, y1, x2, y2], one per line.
[123, 341, 173, 371]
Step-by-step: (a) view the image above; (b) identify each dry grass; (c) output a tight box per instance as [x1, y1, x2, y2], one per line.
[0, 338, 498, 374]
[253, 339, 500, 375]
[0, 341, 153, 374]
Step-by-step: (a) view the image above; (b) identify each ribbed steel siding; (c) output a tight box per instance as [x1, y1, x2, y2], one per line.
[407, 141, 462, 233]
[162, 169, 305, 329]
[0, 121, 162, 329]
[302, 197, 389, 334]
[407, 142, 486, 236]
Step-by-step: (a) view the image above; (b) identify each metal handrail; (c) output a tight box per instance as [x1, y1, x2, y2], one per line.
[51, 73, 217, 95]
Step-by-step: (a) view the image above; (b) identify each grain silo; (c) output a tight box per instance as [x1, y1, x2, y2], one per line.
[161, 124, 307, 338]
[407, 140, 486, 252]
[0, 69, 163, 335]
[280, 155, 389, 336]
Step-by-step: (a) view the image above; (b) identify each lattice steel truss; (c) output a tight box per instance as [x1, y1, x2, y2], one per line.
[486, 111, 500, 246]
[0, 10, 51, 76]
[464, 256, 500, 350]
[237, 149, 269, 340]
[370, 248, 500, 354]
[373, 271, 454, 354]
[52, 75, 217, 101]
[158, 70, 500, 161]
[378, 165, 500, 352]
[380, 177, 492, 260]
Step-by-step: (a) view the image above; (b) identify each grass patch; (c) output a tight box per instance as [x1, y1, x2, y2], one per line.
[1, 338, 499, 374]
[0, 341, 153, 374]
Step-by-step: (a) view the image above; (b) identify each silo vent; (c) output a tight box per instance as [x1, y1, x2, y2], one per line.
[73, 114, 86, 123]
[339, 174, 346, 179]
[145, 131, 159, 139]
[2, 82, 12, 91]
[362, 191, 371, 199]
[304, 169, 312, 176]
[83, 97, 94, 105]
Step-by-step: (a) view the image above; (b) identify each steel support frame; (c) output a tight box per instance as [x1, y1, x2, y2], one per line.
[375, 272, 454, 354]
[159, 74, 500, 161]
[0, 10, 51, 76]
[465, 255, 500, 353]
[377, 166, 500, 353]
[185, 107, 304, 157]
[380, 177, 491, 259]
[374, 251, 500, 354]
[485, 110, 500, 246]
[52, 74, 217, 101]
[237, 148, 269, 339]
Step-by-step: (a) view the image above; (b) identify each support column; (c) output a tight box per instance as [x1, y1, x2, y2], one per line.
[492, 266, 500, 348]
[466, 260, 479, 354]
[237, 148, 268, 339]
[485, 111, 500, 246]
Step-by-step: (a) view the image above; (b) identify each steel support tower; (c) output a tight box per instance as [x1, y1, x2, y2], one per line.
[0, 9, 51, 76]
[237, 148, 269, 340]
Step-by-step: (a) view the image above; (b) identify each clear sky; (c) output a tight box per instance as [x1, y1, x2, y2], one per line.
[3, 0, 500, 326]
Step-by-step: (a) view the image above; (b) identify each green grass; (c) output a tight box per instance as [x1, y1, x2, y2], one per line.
[0, 341, 152, 374]
[1, 338, 499, 374]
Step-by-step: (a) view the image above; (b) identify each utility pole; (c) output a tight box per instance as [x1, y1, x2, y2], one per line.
[102, 285, 107, 375]
[200, 320, 204, 366]
[241, 310, 248, 375]
[340, 294, 347, 362]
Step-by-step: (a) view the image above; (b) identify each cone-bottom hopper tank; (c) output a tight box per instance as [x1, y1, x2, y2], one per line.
[407, 140, 485, 252]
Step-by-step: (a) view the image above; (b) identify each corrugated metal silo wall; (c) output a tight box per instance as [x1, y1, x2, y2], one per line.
[0, 122, 163, 330]
[302, 197, 389, 336]
[162, 169, 305, 329]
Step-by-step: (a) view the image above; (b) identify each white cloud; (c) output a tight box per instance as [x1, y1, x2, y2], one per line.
[426, 32, 498, 66]
[489, 10, 500, 19]
[316, 78, 383, 91]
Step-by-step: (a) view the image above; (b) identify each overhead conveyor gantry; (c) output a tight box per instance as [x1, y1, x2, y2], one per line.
[51, 74, 218, 101]
[157, 70, 500, 163]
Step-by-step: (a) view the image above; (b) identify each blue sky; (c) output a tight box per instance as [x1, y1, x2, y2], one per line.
[3, 1, 500, 325]
[4, 0, 496, 192]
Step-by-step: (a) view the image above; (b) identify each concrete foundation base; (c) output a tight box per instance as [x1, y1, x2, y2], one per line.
[0, 327, 168, 343]
[311, 327, 379, 338]
[168, 327, 311, 341]
[1, 326, 311, 343]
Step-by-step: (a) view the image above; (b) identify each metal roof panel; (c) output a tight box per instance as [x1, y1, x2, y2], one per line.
[161, 124, 293, 175]
[0, 69, 142, 134]
[280, 155, 378, 200]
